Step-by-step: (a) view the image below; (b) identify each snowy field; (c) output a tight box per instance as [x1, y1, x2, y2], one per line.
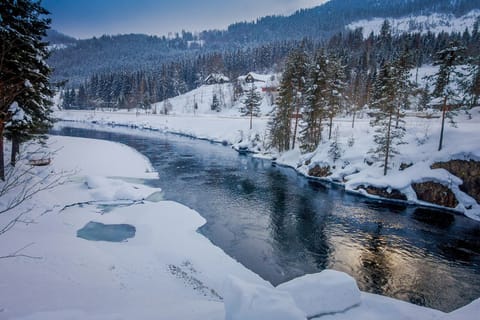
[1, 132, 479, 319]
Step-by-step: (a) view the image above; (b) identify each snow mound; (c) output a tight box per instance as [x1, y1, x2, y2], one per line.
[223, 275, 306, 320]
[84, 175, 149, 201]
[277, 270, 361, 317]
[442, 298, 480, 320]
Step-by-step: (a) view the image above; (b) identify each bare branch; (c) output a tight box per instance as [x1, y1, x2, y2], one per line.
[0, 242, 42, 260]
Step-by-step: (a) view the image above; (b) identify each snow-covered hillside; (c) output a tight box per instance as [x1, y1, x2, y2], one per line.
[150, 75, 277, 117]
[347, 9, 480, 37]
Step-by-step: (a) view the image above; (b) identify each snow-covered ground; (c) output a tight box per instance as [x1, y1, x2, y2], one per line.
[347, 9, 480, 37]
[2, 134, 479, 319]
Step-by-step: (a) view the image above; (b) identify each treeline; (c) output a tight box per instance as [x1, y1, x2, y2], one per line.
[63, 20, 480, 111]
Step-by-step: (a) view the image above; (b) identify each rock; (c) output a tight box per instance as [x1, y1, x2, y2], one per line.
[399, 162, 413, 171]
[412, 181, 459, 208]
[308, 165, 331, 177]
[223, 276, 306, 320]
[277, 270, 361, 318]
[431, 160, 480, 204]
[357, 185, 408, 201]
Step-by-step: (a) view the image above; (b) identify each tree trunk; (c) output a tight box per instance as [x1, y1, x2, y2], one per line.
[292, 105, 300, 149]
[0, 121, 4, 181]
[328, 116, 333, 140]
[249, 105, 253, 130]
[11, 135, 19, 167]
[438, 95, 448, 151]
[384, 112, 393, 176]
[352, 110, 356, 128]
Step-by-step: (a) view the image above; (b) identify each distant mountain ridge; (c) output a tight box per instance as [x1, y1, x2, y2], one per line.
[47, 0, 480, 84]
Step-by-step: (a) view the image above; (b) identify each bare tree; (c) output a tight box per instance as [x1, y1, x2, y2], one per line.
[0, 143, 72, 259]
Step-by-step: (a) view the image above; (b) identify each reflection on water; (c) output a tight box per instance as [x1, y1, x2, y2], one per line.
[52, 124, 480, 312]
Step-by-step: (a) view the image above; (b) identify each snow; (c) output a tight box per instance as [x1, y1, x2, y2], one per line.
[1, 131, 479, 319]
[347, 10, 480, 38]
[223, 276, 305, 320]
[442, 298, 480, 320]
[48, 135, 157, 179]
[277, 270, 361, 317]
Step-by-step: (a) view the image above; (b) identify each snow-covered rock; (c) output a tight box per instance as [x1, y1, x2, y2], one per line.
[277, 270, 361, 317]
[223, 276, 306, 320]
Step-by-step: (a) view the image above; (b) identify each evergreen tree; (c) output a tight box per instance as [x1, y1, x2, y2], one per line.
[211, 94, 220, 112]
[369, 61, 406, 176]
[241, 83, 262, 130]
[418, 84, 431, 111]
[460, 55, 480, 108]
[269, 50, 308, 152]
[0, 0, 53, 176]
[324, 55, 347, 140]
[328, 126, 343, 163]
[300, 50, 328, 153]
[431, 41, 465, 151]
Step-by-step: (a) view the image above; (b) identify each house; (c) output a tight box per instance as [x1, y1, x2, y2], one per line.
[204, 73, 230, 85]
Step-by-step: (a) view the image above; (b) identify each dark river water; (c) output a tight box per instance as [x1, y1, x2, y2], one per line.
[52, 123, 480, 312]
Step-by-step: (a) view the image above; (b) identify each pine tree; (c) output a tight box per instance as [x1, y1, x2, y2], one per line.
[241, 83, 262, 130]
[324, 55, 347, 140]
[269, 50, 308, 152]
[460, 55, 480, 108]
[369, 61, 406, 176]
[211, 94, 220, 112]
[300, 50, 328, 153]
[328, 126, 343, 163]
[431, 41, 465, 151]
[418, 84, 431, 111]
[0, 0, 53, 176]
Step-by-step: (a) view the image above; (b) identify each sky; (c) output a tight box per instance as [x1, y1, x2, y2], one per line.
[42, 0, 329, 39]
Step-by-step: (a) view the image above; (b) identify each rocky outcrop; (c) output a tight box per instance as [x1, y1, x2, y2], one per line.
[431, 160, 480, 204]
[356, 185, 407, 201]
[412, 181, 458, 208]
[308, 165, 331, 178]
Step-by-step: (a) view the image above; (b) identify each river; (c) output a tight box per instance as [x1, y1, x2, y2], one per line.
[52, 123, 480, 312]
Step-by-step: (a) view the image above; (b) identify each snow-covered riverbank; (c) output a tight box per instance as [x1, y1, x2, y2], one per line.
[1, 134, 479, 319]
[55, 105, 480, 221]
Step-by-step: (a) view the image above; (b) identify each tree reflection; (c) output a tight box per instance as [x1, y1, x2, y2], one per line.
[295, 194, 330, 270]
[358, 222, 392, 295]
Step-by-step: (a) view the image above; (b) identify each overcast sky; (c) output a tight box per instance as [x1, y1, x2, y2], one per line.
[42, 0, 329, 39]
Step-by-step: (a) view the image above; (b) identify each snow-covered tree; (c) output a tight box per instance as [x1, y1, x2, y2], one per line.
[211, 94, 221, 112]
[328, 126, 343, 163]
[324, 55, 347, 140]
[300, 50, 328, 153]
[369, 60, 407, 176]
[0, 0, 54, 178]
[459, 55, 480, 108]
[241, 83, 262, 130]
[269, 50, 308, 151]
[431, 41, 465, 151]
